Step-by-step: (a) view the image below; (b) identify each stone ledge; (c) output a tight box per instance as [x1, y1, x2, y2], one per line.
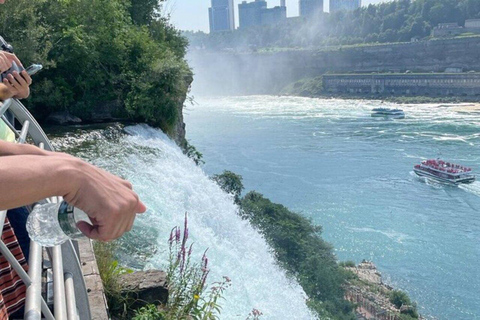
[78, 239, 109, 320]
[119, 270, 168, 309]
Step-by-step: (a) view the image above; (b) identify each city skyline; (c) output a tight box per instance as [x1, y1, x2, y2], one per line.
[164, 0, 388, 32]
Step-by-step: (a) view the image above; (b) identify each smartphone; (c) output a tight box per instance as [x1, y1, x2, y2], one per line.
[25, 64, 43, 76]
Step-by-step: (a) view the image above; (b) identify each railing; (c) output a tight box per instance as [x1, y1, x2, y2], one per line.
[0, 99, 91, 320]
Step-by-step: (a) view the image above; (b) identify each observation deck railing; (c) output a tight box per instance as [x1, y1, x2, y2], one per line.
[0, 99, 91, 320]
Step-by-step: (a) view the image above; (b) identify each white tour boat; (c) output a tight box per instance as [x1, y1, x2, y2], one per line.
[414, 159, 475, 184]
[371, 108, 405, 119]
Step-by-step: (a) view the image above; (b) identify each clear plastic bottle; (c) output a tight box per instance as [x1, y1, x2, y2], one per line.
[26, 201, 91, 247]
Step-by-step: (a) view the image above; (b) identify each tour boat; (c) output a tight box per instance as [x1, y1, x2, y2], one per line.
[414, 159, 475, 184]
[371, 108, 405, 119]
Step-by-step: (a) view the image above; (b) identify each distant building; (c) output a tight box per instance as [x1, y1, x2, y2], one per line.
[238, 0, 287, 29]
[261, 6, 287, 25]
[465, 19, 480, 29]
[299, 0, 323, 17]
[432, 20, 480, 37]
[330, 0, 361, 12]
[239, 0, 267, 28]
[209, 0, 235, 33]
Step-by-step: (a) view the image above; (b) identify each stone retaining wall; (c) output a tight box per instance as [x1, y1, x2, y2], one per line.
[323, 73, 480, 96]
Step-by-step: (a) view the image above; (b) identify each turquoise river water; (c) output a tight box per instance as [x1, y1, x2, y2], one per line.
[184, 96, 480, 320]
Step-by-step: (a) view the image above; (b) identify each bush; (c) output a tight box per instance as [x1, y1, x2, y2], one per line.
[389, 290, 411, 309]
[212, 170, 244, 203]
[0, 0, 192, 131]
[240, 191, 354, 319]
[339, 261, 356, 268]
[94, 241, 134, 318]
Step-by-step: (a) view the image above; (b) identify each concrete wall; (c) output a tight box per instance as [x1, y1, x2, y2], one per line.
[323, 74, 480, 96]
[188, 36, 480, 95]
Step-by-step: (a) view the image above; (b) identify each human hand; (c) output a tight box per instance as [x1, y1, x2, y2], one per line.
[3, 70, 31, 99]
[62, 157, 147, 242]
[0, 51, 22, 73]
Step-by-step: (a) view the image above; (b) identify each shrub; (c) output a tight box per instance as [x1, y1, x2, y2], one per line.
[240, 191, 354, 319]
[389, 290, 411, 309]
[339, 261, 356, 268]
[94, 241, 134, 318]
[212, 170, 244, 203]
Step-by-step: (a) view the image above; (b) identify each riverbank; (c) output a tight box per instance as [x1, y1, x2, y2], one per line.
[343, 261, 422, 320]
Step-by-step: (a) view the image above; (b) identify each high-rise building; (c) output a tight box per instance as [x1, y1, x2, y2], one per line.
[239, 0, 267, 29]
[299, 0, 323, 17]
[209, 0, 235, 33]
[238, 0, 287, 29]
[261, 6, 287, 25]
[330, 0, 361, 12]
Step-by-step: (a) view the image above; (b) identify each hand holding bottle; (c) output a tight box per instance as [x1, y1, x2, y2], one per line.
[61, 157, 147, 242]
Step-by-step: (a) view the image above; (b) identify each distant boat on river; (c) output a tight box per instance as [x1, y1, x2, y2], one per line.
[371, 108, 405, 119]
[414, 159, 475, 184]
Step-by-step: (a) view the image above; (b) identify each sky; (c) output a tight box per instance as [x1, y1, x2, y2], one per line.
[163, 0, 389, 32]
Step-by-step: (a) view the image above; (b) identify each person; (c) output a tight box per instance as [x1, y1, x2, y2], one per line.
[0, 50, 34, 262]
[0, 49, 146, 246]
[0, 1, 147, 316]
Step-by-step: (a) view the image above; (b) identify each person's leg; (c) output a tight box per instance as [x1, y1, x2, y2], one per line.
[7, 207, 30, 261]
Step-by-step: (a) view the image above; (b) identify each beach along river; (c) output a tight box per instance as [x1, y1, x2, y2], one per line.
[184, 96, 480, 320]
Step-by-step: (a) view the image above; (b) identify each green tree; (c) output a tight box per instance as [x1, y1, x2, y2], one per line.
[0, 0, 192, 134]
[212, 171, 244, 203]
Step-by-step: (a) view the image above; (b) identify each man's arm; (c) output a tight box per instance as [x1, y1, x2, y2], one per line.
[0, 140, 50, 157]
[0, 153, 146, 241]
[0, 83, 11, 100]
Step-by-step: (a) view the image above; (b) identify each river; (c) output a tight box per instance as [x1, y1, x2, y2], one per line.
[184, 96, 480, 320]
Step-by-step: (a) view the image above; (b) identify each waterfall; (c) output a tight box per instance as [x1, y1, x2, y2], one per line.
[60, 124, 316, 319]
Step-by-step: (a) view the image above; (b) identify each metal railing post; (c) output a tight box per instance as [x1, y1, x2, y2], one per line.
[64, 272, 78, 320]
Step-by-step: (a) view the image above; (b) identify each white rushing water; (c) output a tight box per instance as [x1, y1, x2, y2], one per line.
[65, 124, 315, 319]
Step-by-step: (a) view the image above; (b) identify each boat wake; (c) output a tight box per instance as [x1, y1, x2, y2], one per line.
[459, 181, 480, 197]
[410, 171, 449, 188]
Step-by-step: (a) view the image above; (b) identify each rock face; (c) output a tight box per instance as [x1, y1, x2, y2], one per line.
[170, 74, 193, 148]
[119, 270, 168, 309]
[46, 111, 82, 125]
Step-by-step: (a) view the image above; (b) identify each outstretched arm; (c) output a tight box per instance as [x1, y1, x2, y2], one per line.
[0, 153, 147, 241]
[0, 140, 50, 157]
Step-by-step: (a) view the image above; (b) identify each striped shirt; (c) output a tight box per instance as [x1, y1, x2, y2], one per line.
[0, 218, 28, 319]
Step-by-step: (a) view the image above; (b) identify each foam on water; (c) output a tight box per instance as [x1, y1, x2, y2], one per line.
[60, 124, 315, 319]
[459, 181, 480, 197]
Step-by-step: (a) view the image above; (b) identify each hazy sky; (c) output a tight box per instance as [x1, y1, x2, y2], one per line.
[163, 0, 389, 32]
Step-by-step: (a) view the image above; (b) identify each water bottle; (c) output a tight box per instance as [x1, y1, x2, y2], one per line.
[26, 201, 91, 247]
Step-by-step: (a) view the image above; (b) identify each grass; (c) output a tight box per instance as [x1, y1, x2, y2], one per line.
[94, 241, 136, 319]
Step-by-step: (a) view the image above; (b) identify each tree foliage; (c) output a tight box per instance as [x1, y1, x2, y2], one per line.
[212, 170, 244, 203]
[185, 0, 480, 50]
[0, 0, 192, 133]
